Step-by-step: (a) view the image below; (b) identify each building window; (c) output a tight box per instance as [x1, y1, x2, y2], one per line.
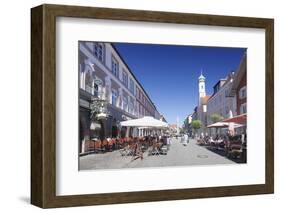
[111, 56, 119, 77]
[136, 87, 139, 99]
[129, 78, 135, 94]
[93, 43, 104, 62]
[240, 103, 247, 114]
[123, 96, 128, 112]
[239, 86, 247, 99]
[135, 104, 137, 115]
[111, 89, 118, 106]
[122, 71, 128, 87]
[225, 106, 229, 115]
[129, 97, 134, 114]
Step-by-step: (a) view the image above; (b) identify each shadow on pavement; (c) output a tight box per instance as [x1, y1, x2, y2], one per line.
[204, 146, 246, 164]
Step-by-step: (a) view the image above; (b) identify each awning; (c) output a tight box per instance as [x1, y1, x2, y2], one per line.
[207, 122, 229, 128]
[207, 122, 245, 129]
[120, 116, 168, 128]
[122, 115, 132, 121]
[222, 113, 247, 124]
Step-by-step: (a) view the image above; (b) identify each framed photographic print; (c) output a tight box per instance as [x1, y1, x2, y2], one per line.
[31, 4, 274, 208]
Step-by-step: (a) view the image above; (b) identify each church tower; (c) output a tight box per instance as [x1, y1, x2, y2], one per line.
[198, 71, 206, 105]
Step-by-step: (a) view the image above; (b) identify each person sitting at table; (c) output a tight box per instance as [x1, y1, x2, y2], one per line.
[215, 135, 219, 141]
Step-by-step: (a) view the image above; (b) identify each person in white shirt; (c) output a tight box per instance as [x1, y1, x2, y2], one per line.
[184, 134, 189, 143]
[167, 136, 171, 150]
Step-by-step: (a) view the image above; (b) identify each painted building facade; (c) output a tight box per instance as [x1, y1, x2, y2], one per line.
[192, 52, 246, 136]
[228, 53, 247, 115]
[79, 42, 162, 154]
[207, 73, 237, 125]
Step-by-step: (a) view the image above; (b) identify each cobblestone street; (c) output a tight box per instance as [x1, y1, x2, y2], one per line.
[79, 138, 235, 170]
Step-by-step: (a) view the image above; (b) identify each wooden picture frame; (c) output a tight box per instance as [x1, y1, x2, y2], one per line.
[31, 4, 274, 208]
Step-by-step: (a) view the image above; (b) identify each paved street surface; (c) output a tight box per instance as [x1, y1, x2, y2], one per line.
[79, 138, 235, 170]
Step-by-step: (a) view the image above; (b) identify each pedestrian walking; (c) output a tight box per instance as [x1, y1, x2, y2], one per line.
[184, 134, 189, 143]
[167, 136, 171, 150]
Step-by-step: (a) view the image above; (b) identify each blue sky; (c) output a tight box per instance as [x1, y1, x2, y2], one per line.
[114, 43, 246, 125]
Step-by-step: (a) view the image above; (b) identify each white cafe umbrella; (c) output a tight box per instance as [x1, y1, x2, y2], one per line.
[207, 122, 244, 129]
[120, 116, 168, 129]
[233, 123, 245, 128]
[207, 122, 229, 128]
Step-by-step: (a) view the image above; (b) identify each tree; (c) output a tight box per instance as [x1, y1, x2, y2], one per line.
[191, 120, 202, 130]
[210, 113, 223, 124]
[191, 120, 202, 138]
[210, 113, 224, 135]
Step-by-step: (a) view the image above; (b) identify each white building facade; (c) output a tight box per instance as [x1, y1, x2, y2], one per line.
[79, 42, 162, 153]
[206, 74, 237, 125]
[194, 72, 237, 136]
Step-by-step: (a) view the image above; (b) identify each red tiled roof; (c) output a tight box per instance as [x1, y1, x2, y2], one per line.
[169, 124, 177, 129]
[222, 113, 247, 124]
[200, 96, 210, 105]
